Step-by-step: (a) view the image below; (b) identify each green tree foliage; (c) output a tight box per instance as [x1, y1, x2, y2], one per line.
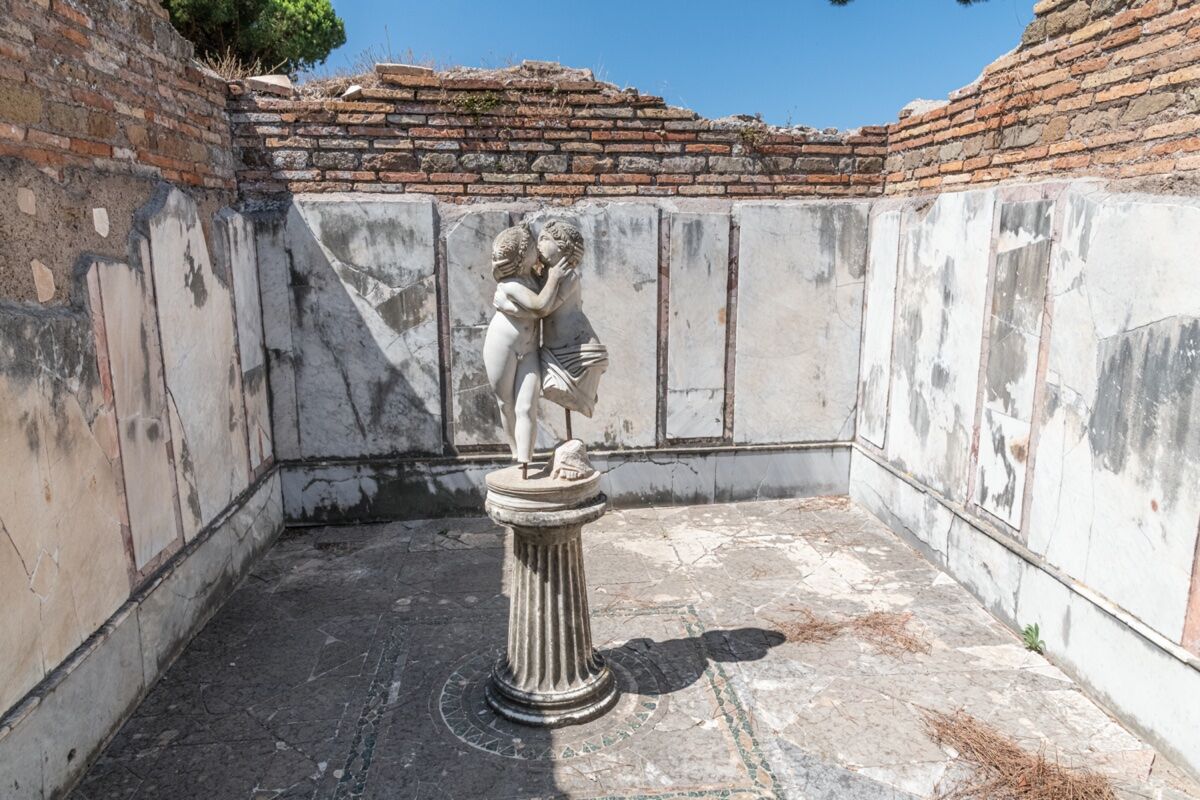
[163, 0, 346, 74]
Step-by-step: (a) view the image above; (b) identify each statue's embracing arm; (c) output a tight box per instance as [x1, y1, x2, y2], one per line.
[493, 260, 573, 317]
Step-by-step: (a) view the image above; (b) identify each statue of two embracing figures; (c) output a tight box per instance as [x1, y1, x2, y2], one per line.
[482, 220, 608, 480]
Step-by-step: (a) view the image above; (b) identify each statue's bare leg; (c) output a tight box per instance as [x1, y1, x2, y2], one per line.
[513, 354, 541, 465]
[485, 350, 519, 457]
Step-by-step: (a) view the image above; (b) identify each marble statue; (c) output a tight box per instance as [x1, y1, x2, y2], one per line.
[483, 219, 608, 475]
[480, 219, 618, 727]
[482, 224, 571, 467]
[536, 221, 609, 418]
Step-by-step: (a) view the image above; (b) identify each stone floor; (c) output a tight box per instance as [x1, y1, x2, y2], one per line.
[72, 497, 1200, 800]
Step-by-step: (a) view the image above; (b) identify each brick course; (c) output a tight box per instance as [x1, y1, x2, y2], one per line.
[884, 0, 1200, 194]
[228, 66, 888, 201]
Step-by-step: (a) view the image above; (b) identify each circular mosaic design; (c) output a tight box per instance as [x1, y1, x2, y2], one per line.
[435, 644, 669, 760]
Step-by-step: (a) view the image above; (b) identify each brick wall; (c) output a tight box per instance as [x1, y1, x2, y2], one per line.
[885, 0, 1200, 194]
[1, 0, 236, 304]
[229, 64, 887, 201]
[0, 0, 234, 189]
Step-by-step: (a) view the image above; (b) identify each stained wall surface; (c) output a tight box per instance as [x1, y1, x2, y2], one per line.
[850, 180, 1200, 775]
[259, 197, 867, 463]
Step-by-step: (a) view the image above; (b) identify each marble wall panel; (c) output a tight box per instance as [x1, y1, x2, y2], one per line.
[145, 187, 250, 538]
[94, 257, 180, 569]
[0, 309, 128, 714]
[285, 195, 442, 457]
[857, 208, 902, 449]
[254, 216, 301, 461]
[216, 210, 273, 472]
[445, 208, 513, 448]
[666, 211, 729, 440]
[974, 199, 1053, 528]
[887, 190, 995, 502]
[1027, 190, 1200, 640]
[734, 202, 868, 444]
[528, 203, 660, 449]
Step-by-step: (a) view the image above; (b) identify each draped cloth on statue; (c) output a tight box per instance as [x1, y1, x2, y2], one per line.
[541, 340, 608, 417]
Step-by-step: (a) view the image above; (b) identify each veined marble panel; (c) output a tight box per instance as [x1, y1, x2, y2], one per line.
[216, 210, 273, 472]
[445, 208, 512, 448]
[734, 202, 868, 444]
[94, 257, 180, 568]
[887, 190, 995, 502]
[974, 199, 1053, 529]
[145, 187, 250, 538]
[0, 309, 128, 714]
[254, 217, 300, 461]
[1027, 189, 1200, 641]
[286, 195, 442, 457]
[666, 211, 729, 440]
[528, 203, 660, 449]
[857, 208, 902, 449]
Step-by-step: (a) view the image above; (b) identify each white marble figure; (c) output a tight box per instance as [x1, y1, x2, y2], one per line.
[484, 220, 607, 477]
[482, 224, 570, 466]
[535, 221, 609, 417]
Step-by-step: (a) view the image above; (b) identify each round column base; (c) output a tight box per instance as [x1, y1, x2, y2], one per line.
[485, 660, 619, 727]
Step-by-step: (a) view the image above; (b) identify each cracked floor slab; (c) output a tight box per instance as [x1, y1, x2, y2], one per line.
[72, 498, 1200, 799]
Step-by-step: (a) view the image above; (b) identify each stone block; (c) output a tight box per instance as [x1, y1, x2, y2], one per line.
[0, 607, 144, 800]
[713, 446, 849, 502]
[285, 195, 442, 457]
[143, 186, 251, 538]
[857, 207, 902, 449]
[887, 190, 995, 502]
[734, 202, 868, 444]
[666, 210, 729, 439]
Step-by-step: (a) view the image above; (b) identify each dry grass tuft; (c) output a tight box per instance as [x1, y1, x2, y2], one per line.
[923, 709, 1117, 800]
[772, 608, 931, 655]
[853, 611, 932, 656]
[773, 608, 844, 645]
[793, 495, 852, 512]
[202, 49, 270, 81]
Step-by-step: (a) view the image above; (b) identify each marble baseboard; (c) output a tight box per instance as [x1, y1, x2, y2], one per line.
[0, 470, 284, 800]
[282, 443, 851, 525]
[849, 447, 1200, 780]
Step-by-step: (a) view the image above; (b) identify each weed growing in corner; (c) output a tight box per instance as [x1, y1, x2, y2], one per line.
[1022, 623, 1045, 654]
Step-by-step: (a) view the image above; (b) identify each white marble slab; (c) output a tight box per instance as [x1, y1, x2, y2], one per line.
[734, 202, 868, 444]
[254, 217, 301, 461]
[216, 210, 273, 472]
[667, 211, 729, 440]
[95, 257, 180, 568]
[528, 202, 660, 449]
[286, 195, 443, 457]
[887, 190, 995, 502]
[974, 199, 1053, 528]
[445, 208, 513, 447]
[1027, 189, 1200, 640]
[857, 208, 902, 448]
[145, 187, 250, 538]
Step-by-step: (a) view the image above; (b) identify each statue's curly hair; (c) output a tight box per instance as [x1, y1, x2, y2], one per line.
[491, 224, 534, 281]
[540, 220, 585, 268]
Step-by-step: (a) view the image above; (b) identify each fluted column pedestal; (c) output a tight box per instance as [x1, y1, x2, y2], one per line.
[484, 466, 618, 727]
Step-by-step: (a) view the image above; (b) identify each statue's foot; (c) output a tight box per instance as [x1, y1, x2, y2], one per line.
[550, 439, 595, 481]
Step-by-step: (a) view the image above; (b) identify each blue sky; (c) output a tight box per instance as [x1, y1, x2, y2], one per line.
[313, 0, 1033, 130]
